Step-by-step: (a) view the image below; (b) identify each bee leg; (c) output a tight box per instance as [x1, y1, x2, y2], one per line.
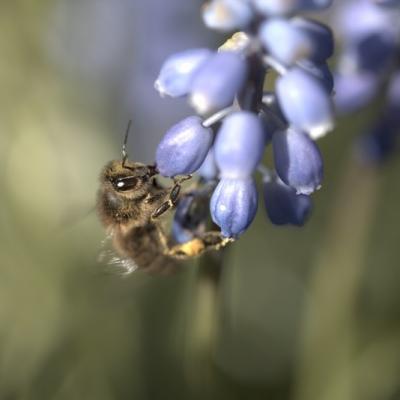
[147, 165, 158, 176]
[151, 175, 192, 220]
[154, 224, 170, 253]
[166, 231, 234, 259]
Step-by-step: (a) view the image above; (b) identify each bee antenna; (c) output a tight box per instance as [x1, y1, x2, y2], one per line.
[122, 120, 132, 168]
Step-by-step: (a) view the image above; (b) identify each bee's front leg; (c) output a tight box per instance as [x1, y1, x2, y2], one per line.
[166, 231, 234, 259]
[150, 175, 192, 220]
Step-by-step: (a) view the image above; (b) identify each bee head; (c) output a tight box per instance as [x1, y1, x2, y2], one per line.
[100, 120, 159, 195]
[97, 160, 158, 226]
[97, 121, 161, 226]
[100, 160, 157, 197]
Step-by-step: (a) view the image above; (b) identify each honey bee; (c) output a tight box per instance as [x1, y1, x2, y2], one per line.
[97, 122, 233, 274]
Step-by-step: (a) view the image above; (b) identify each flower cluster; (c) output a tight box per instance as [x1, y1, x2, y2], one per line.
[154, 0, 335, 239]
[333, 0, 400, 164]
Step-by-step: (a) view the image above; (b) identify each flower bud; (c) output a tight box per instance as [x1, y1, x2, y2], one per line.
[335, 2, 397, 73]
[276, 67, 334, 139]
[335, 0, 395, 41]
[172, 221, 195, 244]
[386, 71, 400, 124]
[388, 71, 400, 103]
[373, 0, 400, 6]
[297, 60, 334, 93]
[355, 117, 398, 165]
[259, 108, 283, 144]
[154, 48, 212, 98]
[214, 111, 265, 178]
[259, 19, 313, 65]
[156, 116, 213, 177]
[273, 128, 323, 195]
[210, 178, 258, 237]
[334, 72, 379, 114]
[189, 51, 248, 115]
[197, 147, 219, 181]
[263, 177, 312, 226]
[202, 0, 253, 32]
[292, 18, 334, 63]
[355, 32, 396, 73]
[252, 0, 333, 16]
[172, 193, 208, 243]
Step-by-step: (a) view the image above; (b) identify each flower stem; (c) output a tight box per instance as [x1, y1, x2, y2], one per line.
[263, 54, 288, 76]
[202, 105, 237, 128]
[184, 248, 228, 393]
[294, 157, 381, 400]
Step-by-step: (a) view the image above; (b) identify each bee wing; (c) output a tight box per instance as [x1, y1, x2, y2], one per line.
[98, 233, 139, 275]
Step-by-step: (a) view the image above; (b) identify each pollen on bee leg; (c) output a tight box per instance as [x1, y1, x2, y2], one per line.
[169, 238, 206, 258]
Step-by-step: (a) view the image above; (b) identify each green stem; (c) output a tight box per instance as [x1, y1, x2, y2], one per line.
[183, 249, 228, 395]
[294, 158, 381, 400]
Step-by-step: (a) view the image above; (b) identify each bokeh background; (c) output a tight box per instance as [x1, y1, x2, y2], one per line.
[1, 1, 400, 399]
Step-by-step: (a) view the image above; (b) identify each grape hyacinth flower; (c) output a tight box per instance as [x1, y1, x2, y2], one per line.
[189, 51, 248, 115]
[154, 0, 335, 239]
[276, 67, 334, 139]
[197, 147, 218, 182]
[172, 190, 210, 243]
[154, 49, 212, 98]
[333, 0, 400, 164]
[263, 174, 312, 226]
[273, 128, 323, 195]
[155, 116, 213, 177]
[210, 178, 258, 237]
[214, 111, 266, 178]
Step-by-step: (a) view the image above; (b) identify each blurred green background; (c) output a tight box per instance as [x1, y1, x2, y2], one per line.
[1, 1, 400, 399]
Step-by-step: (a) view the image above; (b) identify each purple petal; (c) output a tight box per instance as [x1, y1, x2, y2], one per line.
[273, 128, 323, 195]
[154, 48, 212, 98]
[156, 116, 213, 177]
[189, 51, 248, 115]
[215, 111, 265, 178]
[210, 177, 258, 237]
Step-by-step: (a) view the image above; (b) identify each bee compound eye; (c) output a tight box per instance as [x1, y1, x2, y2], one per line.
[113, 176, 138, 191]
